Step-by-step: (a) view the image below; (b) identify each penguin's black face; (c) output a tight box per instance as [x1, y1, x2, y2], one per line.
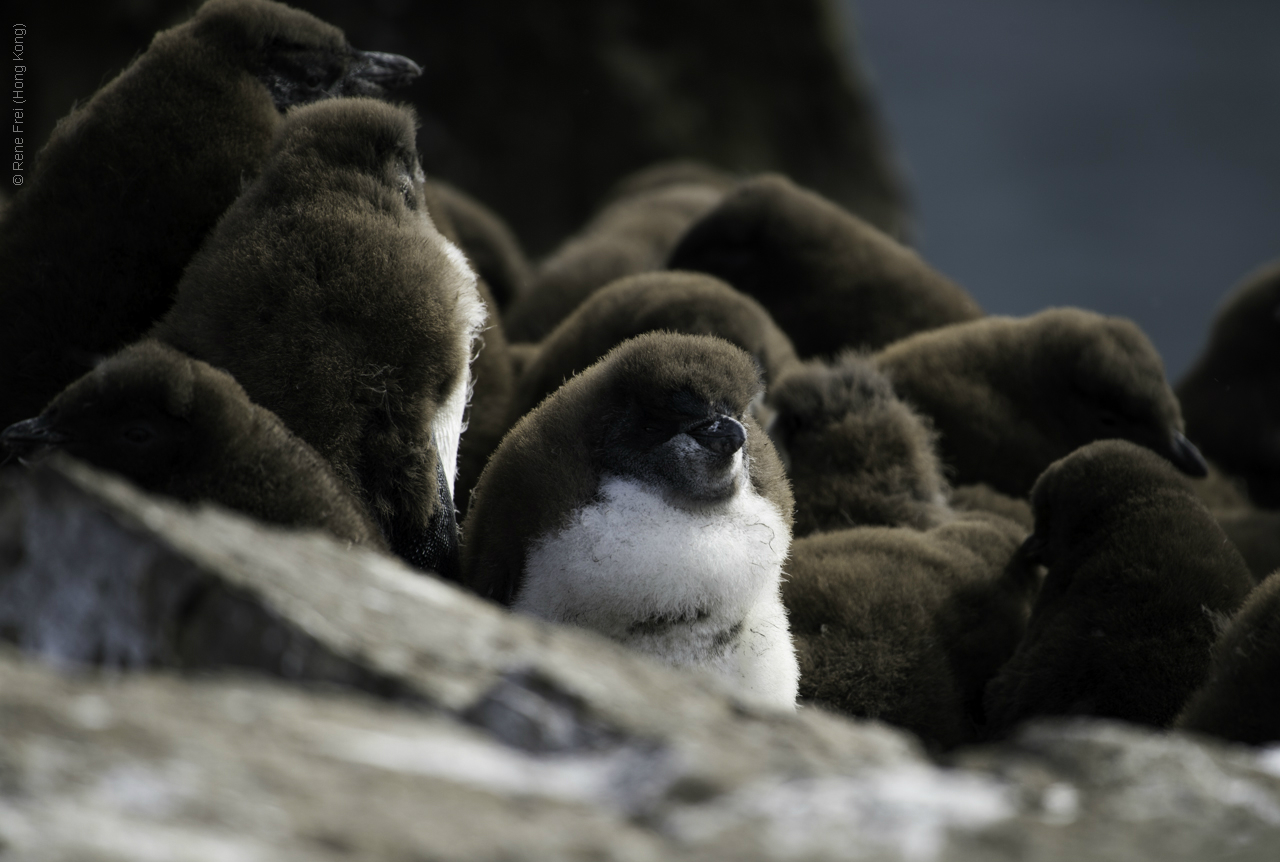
[2, 399, 192, 489]
[257, 41, 422, 111]
[597, 389, 749, 506]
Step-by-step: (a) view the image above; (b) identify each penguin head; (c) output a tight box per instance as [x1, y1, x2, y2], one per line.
[268, 98, 429, 216]
[590, 333, 763, 508]
[1041, 310, 1207, 478]
[190, 0, 422, 111]
[1, 342, 205, 488]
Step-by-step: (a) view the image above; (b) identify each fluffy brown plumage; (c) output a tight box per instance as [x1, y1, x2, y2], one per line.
[151, 98, 483, 577]
[785, 510, 1031, 749]
[0, 0, 420, 430]
[427, 180, 531, 311]
[509, 271, 801, 423]
[983, 440, 1255, 735]
[667, 173, 982, 357]
[767, 352, 950, 536]
[1, 341, 385, 548]
[875, 308, 1208, 498]
[1177, 260, 1280, 508]
[502, 178, 729, 343]
[1176, 572, 1280, 745]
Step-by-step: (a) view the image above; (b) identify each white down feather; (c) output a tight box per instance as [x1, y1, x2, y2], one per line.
[516, 471, 799, 709]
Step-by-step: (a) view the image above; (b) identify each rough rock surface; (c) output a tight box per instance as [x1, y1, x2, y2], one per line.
[2, 458, 1279, 860]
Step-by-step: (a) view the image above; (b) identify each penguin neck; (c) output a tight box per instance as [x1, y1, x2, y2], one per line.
[429, 237, 487, 497]
[515, 474, 798, 708]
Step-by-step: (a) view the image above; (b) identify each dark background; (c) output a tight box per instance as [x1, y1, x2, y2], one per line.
[845, 0, 1280, 379]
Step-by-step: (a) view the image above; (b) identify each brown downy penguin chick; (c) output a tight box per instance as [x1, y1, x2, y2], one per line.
[874, 308, 1209, 498]
[1176, 572, 1280, 745]
[0, 0, 421, 430]
[785, 510, 1032, 749]
[1, 341, 384, 548]
[948, 484, 1035, 531]
[151, 98, 484, 579]
[426, 180, 532, 311]
[463, 333, 799, 709]
[1177, 260, 1280, 507]
[983, 440, 1256, 736]
[767, 352, 950, 537]
[508, 271, 802, 423]
[667, 173, 982, 357]
[502, 178, 730, 343]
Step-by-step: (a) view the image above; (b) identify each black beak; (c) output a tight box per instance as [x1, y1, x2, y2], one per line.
[2, 416, 69, 457]
[392, 458, 460, 581]
[348, 49, 423, 90]
[1166, 430, 1209, 478]
[1019, 532, 1048, 567]
[687, 415, 747, 458]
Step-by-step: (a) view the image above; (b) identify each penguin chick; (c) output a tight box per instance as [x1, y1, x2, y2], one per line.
[509, 271, 802, 423]
[599, 159, 739, 205]
[785, 510, 1031, 749]
[426, 180, 532, 311]
[502, 180, 729, 343]
[948, 484, 1035, 532]
[1, 341, 385, 548]
[983, 440, 1255, 735]
[767, 352, 950, 537]
[667, 173, 982, 357]
[1176, 572, 1280, 745]
[1177, 260, 1280, 508]
[874, 308, 1208, 498]
[463, 332, 799, 709]
[151, 98, 484, 579]
[0, 0, 421, 430]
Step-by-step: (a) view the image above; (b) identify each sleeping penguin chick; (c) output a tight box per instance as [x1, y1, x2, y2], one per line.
[1176, 572, 1280, 745]
[508, 271, 802, 423]
[502, 178, 730, 343]
[875, 308, 1209, 498]
[1, 341, 385, 549]
[767, 352, 950, 537]
[667, 173, 982, 357]
[0, 0, 421, 430]
[151, 98, 484, 579]
[1177, 260, 1280, 508]
[785, 510, 1031, 749]
[463, 332, 799, 709]
[425, 181, 532, 312]
[983, 440, 1255, 736]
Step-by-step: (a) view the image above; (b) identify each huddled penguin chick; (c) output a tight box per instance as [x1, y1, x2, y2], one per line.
[767, 352, 950, 536]
[1177, 260, 1280, 508]
[151, 98, 484, 579]
[785, 510, 1032, 749]
[0, 0, 421, 430]
[1, 341, 385, 548]
[875, 308, 1208, 498]
[502, 173, 731, 343]
[509, 271, 802, 422]
[426, 180, 532, 311]
[983, 440, 1255, 735]
[667, 173, 982, 357]
[463, 332, 799, 709]
[1176, 572, 1280, 745]
[1211, 507, 1280, 585]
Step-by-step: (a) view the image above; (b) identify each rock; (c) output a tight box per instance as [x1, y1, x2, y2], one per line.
[2, 457, 1280, 859]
